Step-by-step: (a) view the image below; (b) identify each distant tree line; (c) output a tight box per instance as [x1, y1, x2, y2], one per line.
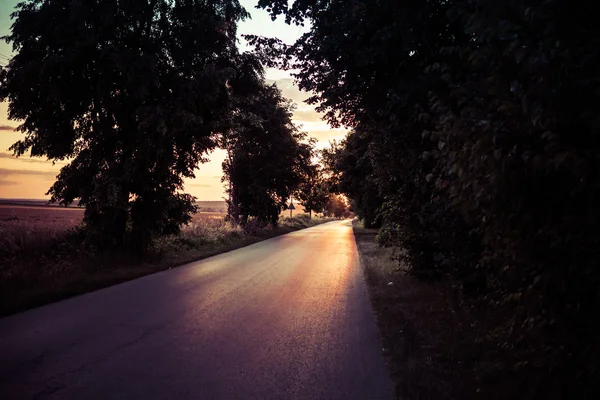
[251, 0, 600, 398]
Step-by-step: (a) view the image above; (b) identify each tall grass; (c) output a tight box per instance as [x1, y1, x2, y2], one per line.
[0, 210, 335, 315]
[0, 209, 84, 290]
[0, 219, 74, 258]
[153, 214, 332, 254]
[153, 218, 243, 253]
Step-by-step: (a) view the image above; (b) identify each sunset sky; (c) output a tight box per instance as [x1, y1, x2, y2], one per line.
[0, 0, 347, 201]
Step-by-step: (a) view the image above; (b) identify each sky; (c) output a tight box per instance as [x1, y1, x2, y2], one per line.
[0, 0, 347, 201]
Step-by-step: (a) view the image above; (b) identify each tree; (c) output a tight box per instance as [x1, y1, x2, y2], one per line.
[250, 0, 600, 397]
[323, 194, 349, 219]
[321, 132, 382, 228]
[295, 164, 329, 218]
[0, 0, 248, 249]
[222, 82, 313, 226]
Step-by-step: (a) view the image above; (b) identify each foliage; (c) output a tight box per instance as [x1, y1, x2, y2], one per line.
[295, 164, 329, 218]
[323, 194, 350, 219]
[252, 0, 600, 397]
[321, 132, 382, 227]
[222, 82, 313, 226]
[0, 0, 248, 249]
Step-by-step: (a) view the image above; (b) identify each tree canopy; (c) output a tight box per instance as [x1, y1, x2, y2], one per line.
[251, 0, 600, 397]
[1, 0, 249, 248]
[323, 194, 349, 219]
[295, 163, 329, 218]
[222, 82, 313, 226]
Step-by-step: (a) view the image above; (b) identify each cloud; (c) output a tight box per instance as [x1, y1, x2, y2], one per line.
[268, 78, 310, 104]
[0, 177, 17, 186]
[304, 129, 349, 143]
[188, 175, 221, 180]
[293, 110, 325, 123]
[189, 183, 216, 188]
[0, 152, 16, 160]
[0, 167, 58, 178]
[267, 77, 294, 87]
[0, 152, 65, 164]
[0, 125, 16, 131]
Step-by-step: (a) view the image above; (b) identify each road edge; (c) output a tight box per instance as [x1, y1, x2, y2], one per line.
[1, 219, 337, 317]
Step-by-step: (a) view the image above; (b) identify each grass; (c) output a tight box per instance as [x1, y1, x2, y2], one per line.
[0, 207, 335, 316]
[353, 221, 508, 400]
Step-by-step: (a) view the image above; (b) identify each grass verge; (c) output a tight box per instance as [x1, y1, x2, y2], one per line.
[354, 221, 507, 400]
[0, 215, 335, 316]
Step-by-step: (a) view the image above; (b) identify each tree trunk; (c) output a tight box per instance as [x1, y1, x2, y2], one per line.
[114, 185, 130, 247]
[228, 183, 240, 226]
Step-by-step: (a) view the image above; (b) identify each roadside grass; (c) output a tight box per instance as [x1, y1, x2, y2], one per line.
[354, 221, 506, 400]
[0, 213, 335, 316]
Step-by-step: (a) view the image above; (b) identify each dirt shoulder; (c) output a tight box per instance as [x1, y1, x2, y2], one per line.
[354, 223, 509, 400]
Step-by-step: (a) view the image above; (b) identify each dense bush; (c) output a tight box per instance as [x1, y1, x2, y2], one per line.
[254, 0, 600, 397]
[434, 3, 600, 394]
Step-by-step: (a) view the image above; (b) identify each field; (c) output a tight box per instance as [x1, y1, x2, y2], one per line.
[0, 205, 83, 258]
[0, 203, 331, 316]
[0, 204, 225, 258]
[0, 204, 226, 227]
[0, 204, 84, 226]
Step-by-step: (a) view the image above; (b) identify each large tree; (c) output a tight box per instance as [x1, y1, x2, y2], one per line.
[321, 131, 382, 228]
[0, 0, 248, 249]
[250, 0, 600, 397]
[222, 82, 312, 226]
[295, 164, 329, 219]
[323, 194, 349, 219]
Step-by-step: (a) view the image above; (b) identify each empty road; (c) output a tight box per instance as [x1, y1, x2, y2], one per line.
[0, 220, 393, 400]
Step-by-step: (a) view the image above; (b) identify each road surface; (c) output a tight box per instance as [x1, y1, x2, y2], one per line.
[0, 220, 393, 400]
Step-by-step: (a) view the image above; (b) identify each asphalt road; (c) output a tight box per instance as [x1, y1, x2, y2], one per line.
[0, 220, 394, 400]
